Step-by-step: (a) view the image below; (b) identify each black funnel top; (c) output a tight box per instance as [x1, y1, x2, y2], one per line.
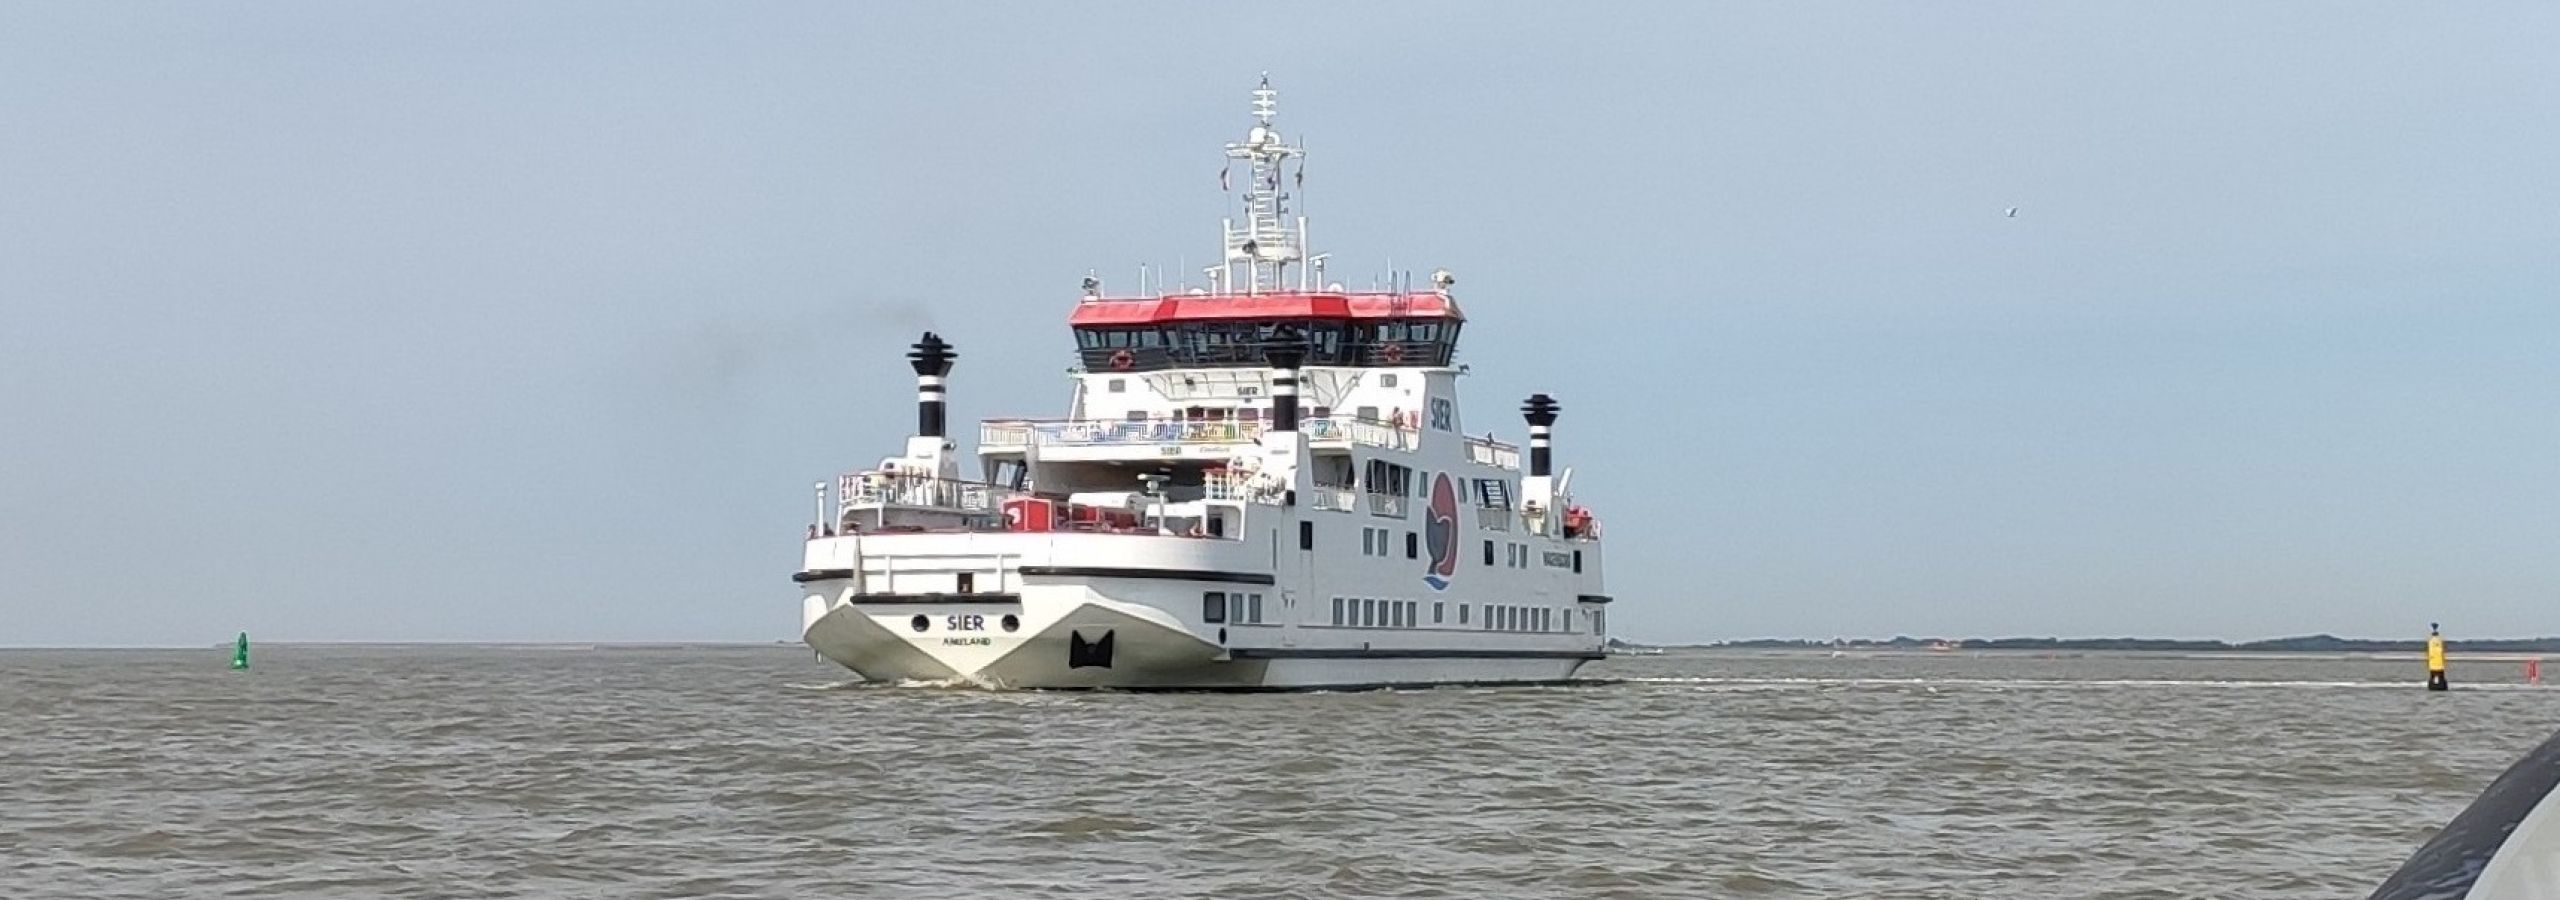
[908, 332, 956, 377]
[1521, 393, 1561, 428]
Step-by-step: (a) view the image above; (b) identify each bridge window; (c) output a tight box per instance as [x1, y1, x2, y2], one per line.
[1332, 597, 1344, 625]
[1433, 601, 1444, 624]
[1249, 593, 1263, 623]
[1202, 591, 1227, 623]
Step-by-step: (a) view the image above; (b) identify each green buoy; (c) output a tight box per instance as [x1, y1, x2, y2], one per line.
[232, 631, 249, 670]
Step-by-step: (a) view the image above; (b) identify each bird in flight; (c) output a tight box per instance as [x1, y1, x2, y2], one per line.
[2005, 207, 2019, 218]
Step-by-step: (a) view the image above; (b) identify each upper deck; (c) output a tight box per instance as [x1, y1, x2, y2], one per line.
[980, 414, 1522, 469]
[1070, 290, 1463, 371]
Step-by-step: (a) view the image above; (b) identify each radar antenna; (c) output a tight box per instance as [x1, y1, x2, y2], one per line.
[1218, 74, 1307, 295]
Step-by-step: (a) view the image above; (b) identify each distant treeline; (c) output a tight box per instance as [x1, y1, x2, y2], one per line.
[1651, 634, 2560, 653]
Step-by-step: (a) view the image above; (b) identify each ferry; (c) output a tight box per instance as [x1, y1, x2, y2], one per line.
[792, 78, 1610, 689]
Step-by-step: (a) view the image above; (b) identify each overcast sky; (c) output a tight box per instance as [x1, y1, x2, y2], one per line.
[3, 3, 2554, 646]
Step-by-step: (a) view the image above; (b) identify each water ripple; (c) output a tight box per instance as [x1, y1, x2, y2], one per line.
[2, 647, 2550, 898]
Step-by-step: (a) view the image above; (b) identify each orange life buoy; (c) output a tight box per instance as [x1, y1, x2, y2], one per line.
[1379, 343, 1405, 364]
[1109, 349, 1135, 371]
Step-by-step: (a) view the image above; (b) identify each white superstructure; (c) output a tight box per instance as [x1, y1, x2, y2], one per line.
[794, 78, 1610, 689]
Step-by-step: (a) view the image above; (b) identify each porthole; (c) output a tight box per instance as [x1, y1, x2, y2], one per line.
[909, 614, 929, 633]
[1000, 614, 1020, 633]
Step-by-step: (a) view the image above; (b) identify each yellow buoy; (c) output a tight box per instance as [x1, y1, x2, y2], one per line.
[2425, 623, 2447, 691]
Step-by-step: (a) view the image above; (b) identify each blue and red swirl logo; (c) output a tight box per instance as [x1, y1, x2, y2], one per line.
[1423, 474, 1459, 591]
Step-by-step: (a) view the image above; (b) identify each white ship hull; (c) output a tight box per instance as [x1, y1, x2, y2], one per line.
[804, 601, 1590, 690]
[797, 528, 1606, 691]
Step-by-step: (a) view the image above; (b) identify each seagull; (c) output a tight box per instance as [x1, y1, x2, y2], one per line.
[2005, 207, 2019, 218]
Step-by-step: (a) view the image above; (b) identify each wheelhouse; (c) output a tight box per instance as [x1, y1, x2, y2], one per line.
[1069, 291, 1463, 372]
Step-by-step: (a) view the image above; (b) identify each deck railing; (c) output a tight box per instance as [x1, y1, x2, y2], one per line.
[982, 419, 1266, 448]
[839, 472, 1023, 513]
[1476, 507, 1512, 531]
[1464, 436, 1521, 470]
[979, 416, 1419, 451]
[1311, 485, 1358, 512]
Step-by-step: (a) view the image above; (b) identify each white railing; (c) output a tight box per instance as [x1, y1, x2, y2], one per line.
[1301, 416, 1414, 450]
[980, 418, 1264, 449]
[980, 421, 1032, 448]
[1367, 493, 1407, 518]
[1464, 437, 1521, 470]
[1201, 469, 1287, 505]
[839, 471, 1015, 513]
[1311, 486, 1357, 512]
[1476, 507, 1512, 531]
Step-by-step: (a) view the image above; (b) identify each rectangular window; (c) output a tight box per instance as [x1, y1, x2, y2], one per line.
[1107, 378, 1127, 393]
[1433, 601, 1444, 624]
[1249, 593, 1263, 624]
[1361, 599, 1376, 627]
[1203, 591, 1227, 623]
[1405, 532, 1419, 559]
[1484, 540, 1496, 565]
[1390, 602, 1403, 628]
[1573, 550, 1583, 573]
[1299, 521, 1314, 550]
[1332, 597, 1344, 625]
[956, 572, 975, 594]
[1407, 602, 1419, 628]
[1379, 373, 1399, 388]
[1459, 604, 1470, 625]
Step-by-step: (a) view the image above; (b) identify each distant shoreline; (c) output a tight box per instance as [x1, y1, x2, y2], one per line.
[1614, 635, 2560, 654]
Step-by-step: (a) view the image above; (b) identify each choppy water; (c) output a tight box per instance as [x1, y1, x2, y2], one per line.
[4, 647, 2555, 899]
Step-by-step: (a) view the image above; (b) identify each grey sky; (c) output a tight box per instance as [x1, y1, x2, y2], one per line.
[3, 3, 2553, 645]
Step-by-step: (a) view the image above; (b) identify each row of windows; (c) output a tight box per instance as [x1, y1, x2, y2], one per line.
[1072, 320, 1463, 370]
[1202, 591, 1267, 624]
[1480, 605, 1572, 633]
[1331, 597, 1424, 628]
[1323, 597, 1584, 634]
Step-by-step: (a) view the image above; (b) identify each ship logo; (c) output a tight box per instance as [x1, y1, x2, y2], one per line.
[1423, 473, 1459, 591]
[1068, 629, 1114, 669]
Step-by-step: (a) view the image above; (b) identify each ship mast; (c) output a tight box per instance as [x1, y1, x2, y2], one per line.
[1218, 75, 1307, 295]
